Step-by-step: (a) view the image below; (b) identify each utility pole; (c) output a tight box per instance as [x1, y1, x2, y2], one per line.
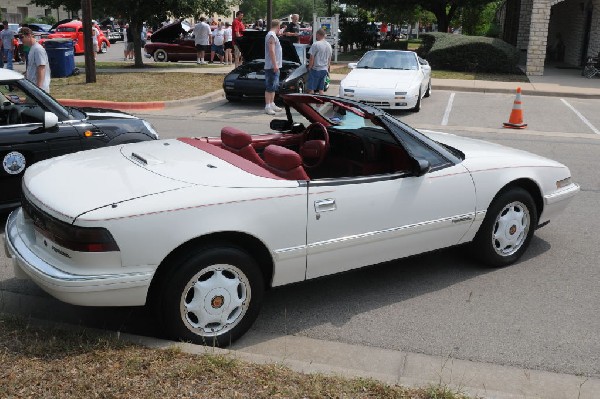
[81, 0, 96, 83]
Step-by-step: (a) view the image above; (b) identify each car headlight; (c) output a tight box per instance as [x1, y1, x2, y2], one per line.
[142, 120, 159, 139]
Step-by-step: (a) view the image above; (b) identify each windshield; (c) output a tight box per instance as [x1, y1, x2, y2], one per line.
[308, 101, 384, 130]
[17, 79, 71, 120]
[357, 51, 418, 70]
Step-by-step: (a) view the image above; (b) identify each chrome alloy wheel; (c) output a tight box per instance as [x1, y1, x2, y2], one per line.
[180, 264, 251, 336]
[492, 200, 530, 257]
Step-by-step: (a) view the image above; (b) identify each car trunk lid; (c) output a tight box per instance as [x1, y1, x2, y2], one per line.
[23, 139, 292, 223]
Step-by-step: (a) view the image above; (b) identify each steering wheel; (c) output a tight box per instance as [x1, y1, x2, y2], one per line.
[299, 122, 330, 169]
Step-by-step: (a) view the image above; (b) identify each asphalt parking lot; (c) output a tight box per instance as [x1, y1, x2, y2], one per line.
[1, 87, 599, 385]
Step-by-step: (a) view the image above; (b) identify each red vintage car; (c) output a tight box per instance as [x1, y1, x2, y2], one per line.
[43, 20, 111, 54]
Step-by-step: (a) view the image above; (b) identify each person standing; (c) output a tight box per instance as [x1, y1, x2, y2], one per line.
[125, 23, 134, 60]
[21, 27, 50, 92]
[223, 22, 233, 65]
[210, 23, 225, 64]
[193, 17, 211, 65]
[282, 14, 300, 43]
[232, 11, 245, 67]
[307, 29, 332, 95]
[264, 19, 283, 115]
[91, 23, 100, 59]
[1, 21, 15, 69]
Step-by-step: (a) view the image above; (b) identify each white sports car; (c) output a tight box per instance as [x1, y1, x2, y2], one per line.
[340, 50, 432, 111]
[4, 94, 579, 346]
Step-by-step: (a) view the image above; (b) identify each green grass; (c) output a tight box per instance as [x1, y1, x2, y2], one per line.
[75, 61, 225, 69]
[0, 314, 474, 399]
[51, 72, 225, 102]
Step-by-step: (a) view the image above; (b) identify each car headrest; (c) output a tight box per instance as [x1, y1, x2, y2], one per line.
[263, 145, 302, 171]
[221, 126, 253, 149]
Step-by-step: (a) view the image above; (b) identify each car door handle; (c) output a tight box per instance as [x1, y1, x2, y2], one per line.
[314, 198, 336, 213]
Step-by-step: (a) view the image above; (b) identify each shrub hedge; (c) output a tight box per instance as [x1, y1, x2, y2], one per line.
[418, 32, 519, 73]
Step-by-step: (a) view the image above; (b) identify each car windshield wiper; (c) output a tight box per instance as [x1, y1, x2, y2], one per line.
[357, 66, 370, 69]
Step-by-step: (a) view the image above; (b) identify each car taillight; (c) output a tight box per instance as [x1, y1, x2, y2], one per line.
[23, 200, 119, 252]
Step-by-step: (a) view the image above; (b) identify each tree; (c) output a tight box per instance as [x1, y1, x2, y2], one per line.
[240, 0, 329, 24]
[345, 0, 494, 33]
[32, 0, 239, 67]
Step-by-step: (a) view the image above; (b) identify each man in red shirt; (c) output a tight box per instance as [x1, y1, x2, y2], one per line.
[232, 10, 245, 67]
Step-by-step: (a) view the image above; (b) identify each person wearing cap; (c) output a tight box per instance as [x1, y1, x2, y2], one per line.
[20, 27, 51, 92]
[282, 14, 300, 44]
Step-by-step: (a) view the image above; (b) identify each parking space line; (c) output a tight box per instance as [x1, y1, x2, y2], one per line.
[441, 92, 455, 126]
[560, 99, 600, 135]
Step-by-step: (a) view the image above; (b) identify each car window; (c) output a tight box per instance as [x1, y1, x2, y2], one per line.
[0, 82, 47, 125]
[357, 51, 418, 70]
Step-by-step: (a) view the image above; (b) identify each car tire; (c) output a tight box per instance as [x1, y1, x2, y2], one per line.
[100, 42, 108, 54]
[412, 90, 421, 112]
[154, 49, 168, 62]
[109, 39, 117, 44]
[158, 246, 264, 347]
[424, 80, 431, 98]
[472, 187, 537, 268]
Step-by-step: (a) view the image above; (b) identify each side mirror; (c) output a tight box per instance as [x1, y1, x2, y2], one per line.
[270, 119, 292, 131]
[348, 62, 357, 69]
[412, 159, 431, 177]
[43, 112, 58, 129]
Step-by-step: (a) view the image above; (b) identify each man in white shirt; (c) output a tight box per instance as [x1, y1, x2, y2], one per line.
[193, 17, 211, 65]
[210, 23, 225, 64]
[21, 27, 51, 92]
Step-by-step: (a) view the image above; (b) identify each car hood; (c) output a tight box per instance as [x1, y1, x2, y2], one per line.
[237, 30, 301, 63]
[343, 69, 421, 89]
[23, 139, 295, 222]
[424, 130, 563, 167]
[76, 107, 139, 120]
[150, 20, 191, 43]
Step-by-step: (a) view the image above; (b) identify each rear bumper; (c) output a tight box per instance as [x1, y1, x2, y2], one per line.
[4, 209, 152, 307]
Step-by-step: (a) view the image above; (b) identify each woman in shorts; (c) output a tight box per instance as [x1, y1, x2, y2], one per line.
[224, 22, 233, 65]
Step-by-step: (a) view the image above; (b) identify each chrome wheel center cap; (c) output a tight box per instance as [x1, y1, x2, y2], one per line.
[211, 295, 225, 309]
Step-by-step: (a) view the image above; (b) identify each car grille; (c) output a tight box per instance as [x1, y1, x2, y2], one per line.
[360, 100, 391, 107]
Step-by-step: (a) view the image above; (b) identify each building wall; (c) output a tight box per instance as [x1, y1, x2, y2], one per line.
[547, 0, 586, 65]
[587, 0, 600, 58]
[1, 0, 69, 23]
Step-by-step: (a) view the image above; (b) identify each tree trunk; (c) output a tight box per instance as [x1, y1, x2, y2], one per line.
[130, 18, 144, 68]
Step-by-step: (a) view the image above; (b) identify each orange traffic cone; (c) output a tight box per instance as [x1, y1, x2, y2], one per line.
[503, 87, 527, 129]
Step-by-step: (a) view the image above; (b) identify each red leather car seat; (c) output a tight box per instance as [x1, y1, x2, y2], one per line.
[263, 145, 310, 180]
[221, 127, 266, 166]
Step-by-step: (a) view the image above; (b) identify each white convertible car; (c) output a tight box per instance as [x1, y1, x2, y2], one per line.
[340, 50, 432, 111]
[4, 94, 579, 346]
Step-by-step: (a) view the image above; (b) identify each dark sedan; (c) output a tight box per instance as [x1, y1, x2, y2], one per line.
[0, 69, 159, 211]
[223, 30, 318, 102]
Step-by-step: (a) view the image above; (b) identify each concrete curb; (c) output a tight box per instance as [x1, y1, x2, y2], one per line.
[58, 89, 226, 111]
